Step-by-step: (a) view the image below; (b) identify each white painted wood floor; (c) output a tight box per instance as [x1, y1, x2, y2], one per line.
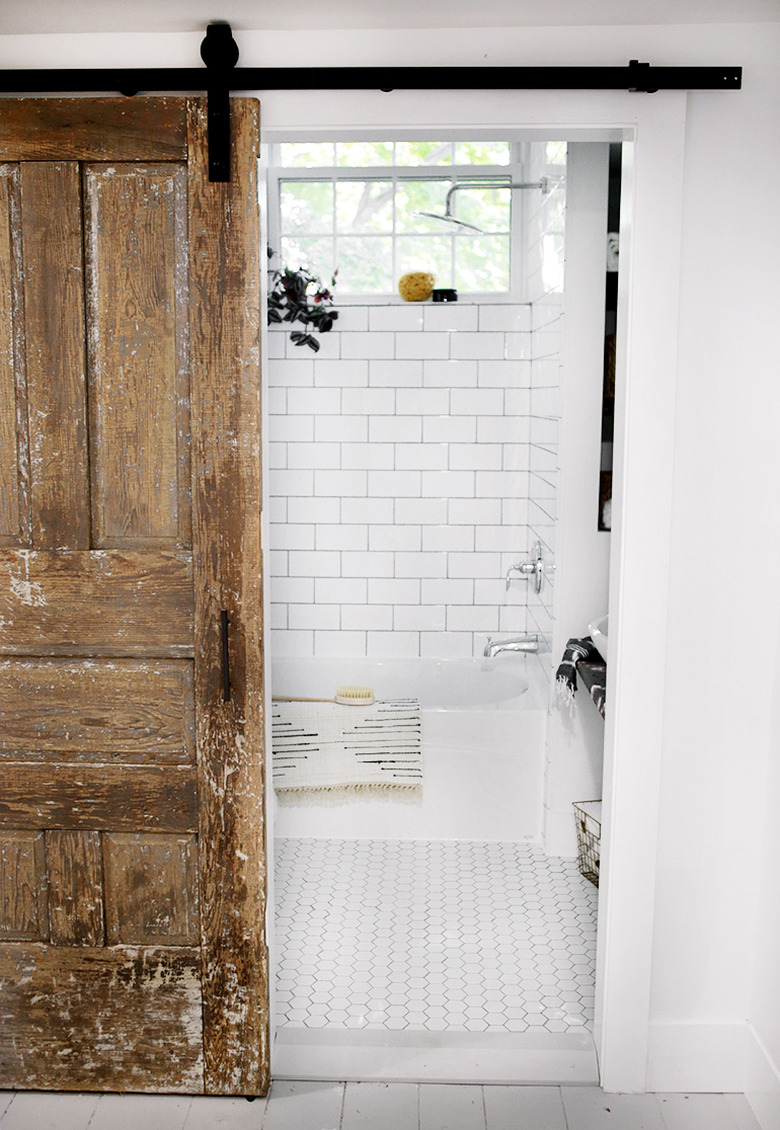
[0, 1083, 763, 1130]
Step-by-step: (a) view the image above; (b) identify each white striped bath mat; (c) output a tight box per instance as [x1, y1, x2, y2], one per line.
[272, 698, 422, 802]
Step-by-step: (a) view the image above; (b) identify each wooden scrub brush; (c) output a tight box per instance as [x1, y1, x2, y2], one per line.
[273, 685, 375, 705]
[335, 685, 375, 705]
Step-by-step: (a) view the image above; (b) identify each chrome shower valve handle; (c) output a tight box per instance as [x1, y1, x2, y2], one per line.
[505, 561, 537, 588]
[505, 541, 544, 594]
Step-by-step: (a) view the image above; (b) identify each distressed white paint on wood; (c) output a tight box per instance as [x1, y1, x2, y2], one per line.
[187, 96, 267, 1096]
[0, 163, 28, 550]
[0, 99, 188, 163]
[103, 832, 199, 945]
[0, 944, 204, 1092]
[0, 658, 195, 762]
[0, 762, 198, 833]
[0, 94, 265, 1099]
[0, 831, 46, 940]
[0, 548, 195, 657]
[84, 162, 191, 551]
[21, 161, 89, 552]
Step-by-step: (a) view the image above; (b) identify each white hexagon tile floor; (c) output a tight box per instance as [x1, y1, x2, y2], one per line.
[274, 837, 598, 1036]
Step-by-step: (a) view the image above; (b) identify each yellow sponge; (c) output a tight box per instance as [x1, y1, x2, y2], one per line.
[398, 272, 435, 302]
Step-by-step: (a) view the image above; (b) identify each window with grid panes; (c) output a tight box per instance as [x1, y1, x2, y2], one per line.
[267, 140, 524, 296]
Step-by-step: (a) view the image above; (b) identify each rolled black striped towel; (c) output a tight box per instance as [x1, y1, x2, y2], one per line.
[555, 636, 602, 714]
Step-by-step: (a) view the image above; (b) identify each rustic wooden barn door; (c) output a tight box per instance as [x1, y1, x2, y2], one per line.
[0, 99, 267, 1094]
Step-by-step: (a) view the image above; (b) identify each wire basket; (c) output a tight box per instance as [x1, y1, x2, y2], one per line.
[573, 801, 602, 887]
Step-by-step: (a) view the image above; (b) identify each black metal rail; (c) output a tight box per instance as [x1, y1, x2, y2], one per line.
[0, 63, 742, 94]
[0, 23, 743, 181]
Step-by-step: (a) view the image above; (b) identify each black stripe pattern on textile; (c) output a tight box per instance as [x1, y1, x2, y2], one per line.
[555, 636, 605, 715]
[271, 697, 422, 790]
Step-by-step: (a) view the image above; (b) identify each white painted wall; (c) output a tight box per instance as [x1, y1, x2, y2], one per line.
[2, 9, 780, 1119]
[645, 22, 780, 1110]
[747, 655, 780, 1126]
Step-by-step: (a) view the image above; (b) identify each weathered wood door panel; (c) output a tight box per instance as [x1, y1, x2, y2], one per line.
[0, 99, 266, 1094]
[0, 944, 204, 1092]
[0, 658, 195, 759]
[0, 549, 195, 655]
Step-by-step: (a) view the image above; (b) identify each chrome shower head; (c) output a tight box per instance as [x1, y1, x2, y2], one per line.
[414, 208, 484, 233]
[413, 178, 552, 234]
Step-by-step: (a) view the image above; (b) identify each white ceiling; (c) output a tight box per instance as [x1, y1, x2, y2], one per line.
[1, 0, 778, 35]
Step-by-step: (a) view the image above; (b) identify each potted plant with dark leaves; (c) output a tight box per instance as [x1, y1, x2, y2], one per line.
[267, 248, 338, 351]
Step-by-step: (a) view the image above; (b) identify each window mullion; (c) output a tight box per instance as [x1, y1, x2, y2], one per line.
[332, 171, 337, 283]
[392, 168, 398, 296]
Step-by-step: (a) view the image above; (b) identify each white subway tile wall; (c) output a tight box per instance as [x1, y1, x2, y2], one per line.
[268, 292, 562, 661]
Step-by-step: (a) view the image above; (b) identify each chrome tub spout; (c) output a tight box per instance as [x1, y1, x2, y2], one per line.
[483, 634, 539, 658]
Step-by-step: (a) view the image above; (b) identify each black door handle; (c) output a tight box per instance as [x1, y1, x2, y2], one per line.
[220, 609, 231, 702]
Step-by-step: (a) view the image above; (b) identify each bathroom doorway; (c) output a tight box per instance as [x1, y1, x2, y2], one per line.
[258, 88, 687, 1091]
[262, 130, 611, 1083]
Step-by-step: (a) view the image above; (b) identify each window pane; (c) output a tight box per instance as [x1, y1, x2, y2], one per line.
[395, 141, 453, 166]
[279, 142, 336, 167]
[545, 141, 567, 166]
[280, 236, 336, 282]
[280, 181, 334, 235]
[336, 142, 394, 167]
[455, 141, 510, 165]
[272, 140, 518, 295]
[396, 235, 453, 289]
[454, 186, 511, 233]
[455, 235, 510, 291]
[336, 181, 393, 233]
[395, 181, 452, 233]
[336, 236, 393, 293]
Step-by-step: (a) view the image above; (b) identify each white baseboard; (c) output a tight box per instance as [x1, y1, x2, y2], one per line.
[745, 1023, 780, 1130]
[645, 1021, 747, 1092]
[544, 808, 580, 857]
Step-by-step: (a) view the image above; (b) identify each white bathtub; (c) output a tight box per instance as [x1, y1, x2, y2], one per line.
[270, 655, 547, 842]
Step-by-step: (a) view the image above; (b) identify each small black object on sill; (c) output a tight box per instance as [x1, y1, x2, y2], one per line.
[432, 289, 458, 303]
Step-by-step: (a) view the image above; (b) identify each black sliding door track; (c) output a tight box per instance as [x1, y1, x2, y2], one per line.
[0, 24, 742, 181]
[0, 63, 742, 93]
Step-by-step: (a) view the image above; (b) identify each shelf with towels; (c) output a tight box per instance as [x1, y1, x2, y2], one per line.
[578, 661, 606, 719]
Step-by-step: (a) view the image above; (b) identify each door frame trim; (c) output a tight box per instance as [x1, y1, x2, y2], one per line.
[260, 89, 688, 1091]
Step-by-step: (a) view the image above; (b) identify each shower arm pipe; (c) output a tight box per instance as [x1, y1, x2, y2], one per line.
[443, 179, 551, 209]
